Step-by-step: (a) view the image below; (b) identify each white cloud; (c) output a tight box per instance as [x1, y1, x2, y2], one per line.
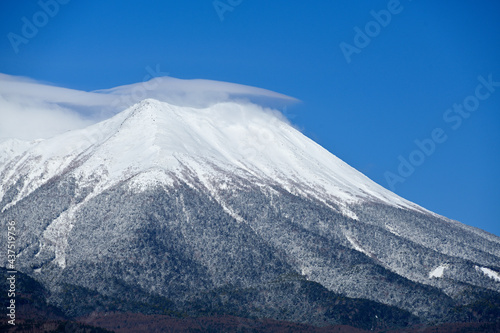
[0, 73, 298, 141]
[0, 95, 94, 141]
[97, 76, 298, 110]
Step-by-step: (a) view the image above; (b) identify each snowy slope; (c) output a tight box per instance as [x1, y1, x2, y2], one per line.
[0, 99, 423, 217]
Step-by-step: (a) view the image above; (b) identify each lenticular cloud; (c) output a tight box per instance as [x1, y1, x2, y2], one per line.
[0, 73, 298, 141]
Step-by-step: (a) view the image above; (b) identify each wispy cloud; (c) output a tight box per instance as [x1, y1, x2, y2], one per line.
[0, 73, 298, 141]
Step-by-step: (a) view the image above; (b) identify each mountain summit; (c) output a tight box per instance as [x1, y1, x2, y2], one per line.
[1, 99, 500, 329]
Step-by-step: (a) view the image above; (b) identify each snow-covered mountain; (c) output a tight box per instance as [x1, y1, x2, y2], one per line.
[1, 99, 500, 328]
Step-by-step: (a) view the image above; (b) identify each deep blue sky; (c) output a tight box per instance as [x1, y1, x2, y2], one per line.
[1, 1, 499, 236]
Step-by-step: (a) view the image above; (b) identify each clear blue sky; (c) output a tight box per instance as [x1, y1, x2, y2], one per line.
[1, 1, 499, 236]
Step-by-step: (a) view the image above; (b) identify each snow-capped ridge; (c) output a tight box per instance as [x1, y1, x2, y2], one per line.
[1, 99, 425, 216]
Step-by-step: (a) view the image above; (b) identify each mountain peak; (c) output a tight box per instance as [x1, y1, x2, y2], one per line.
[127, 98, 165, 116]
[120, 98, 170, 128]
